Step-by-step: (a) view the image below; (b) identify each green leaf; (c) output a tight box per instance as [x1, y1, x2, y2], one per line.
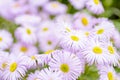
[78, 65, 99, 80]
[112, 19, 120, 31]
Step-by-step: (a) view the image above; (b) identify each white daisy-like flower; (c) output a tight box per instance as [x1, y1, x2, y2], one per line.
[75, 51, 85, 73]
[15, 24, 37, 45]
[90, 20, 115, 40]
[28, 0, 49, 7]
[109, 29, 120, 48]
[39, 11, 50, 20]
[55, 21, 73, 35]
[73, 12, 94, 30]
[60, 30, 86, 52]
[41, 50, 56, 64]
[15, 14, 41, 26]
[83, 30, 92, 38]
[69, 0, 86, 10]
[43, 1, 67, 15]
[49, 50, 83, 80]
[1, 54, 27, 80]
[0, 51, 9, 71]
[25, 54, 44, 69]
[10, 42, 38, 56]
[37, 20, 55, 38]
[55, 14, 73, 23]
[10, 1, 27, 14]
[27, 70, 40, 80]
[0, 30, 13, 50]
[86, 0, 104, 14]
[39, 34, 59, 52]
[105, 42, 120, 66]
[82, 39, 110, 65]
[94, 17, 108, 25]
[98, 65, 120, 80]
[38, 68, 63, 80]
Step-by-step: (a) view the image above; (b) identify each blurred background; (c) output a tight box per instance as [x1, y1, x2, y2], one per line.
[0, 0, 120, 80]
[0, 0, 120, 32]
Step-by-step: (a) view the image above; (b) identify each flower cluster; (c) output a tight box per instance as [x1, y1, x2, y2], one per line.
[0, 0, 120, 80]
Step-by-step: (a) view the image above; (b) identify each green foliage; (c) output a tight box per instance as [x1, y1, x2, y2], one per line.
[78, 65, 99, 80]
[0, 17, 18, 42]
[113, 19, 120, 31]
[0, 17, 18, 35]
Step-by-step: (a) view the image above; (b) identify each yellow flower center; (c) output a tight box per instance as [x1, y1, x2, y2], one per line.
[45, 50, 54, 54]
[65, 27, 71, 32]
[93, 46, 103, 54]
[71, 35, 79, 42]
[108, 46, 115, 54]
[9, 62, 17, 72]
[31, 56, 36, 60]
[0, 37, 3, 42]
[42, 27, 48, 32]
[85, 32, 90, 37]
[2, 63, 7, 69]
[96, 29, 104, 34]
[20, 46, 28, 53]
[60, 64, 69, 73]
[26, 28, 32, 35]
[81, 17, 89, 26]
[107, 72, 114, 80]
[47, 41, 52, 45]
[51, 3, 58, 8]
[94, 0, 99, 5]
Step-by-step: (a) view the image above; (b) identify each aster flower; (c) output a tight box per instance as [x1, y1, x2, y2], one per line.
[90, 20, 115, 40]
[10, 42, 38, 56]
[55, 21, 73, 34]
[94, 17, 108, 25]
[86, 0, 104, 14]
[28, 0, 49, 7]
[73, 12, 94, 30]
[98, 65, 120, 80]
[49, 50, 83, 80]
[109, 29, 120, 48]
[60, 30, 86, 52]
[1, 54, 27, 80]
[75, 51, 86, 73]
[15, 14, 41, 26]
[43, 1, 67, 15]
[83, 30, 92, 38]
[82, 39, 110, 65]
[0, 0, 37, 20]
[105, 42, 120, 66]
[41, 50, 56, 64]
[39, 11, 50, 20]
[15, 24, 37, 45]
[55, 14, 73, 23]
[9, 1, 28, 15]
[69, 0, 86, 10]
[38, 68, 63, 80]
[0, 51, 10, 79]
[0, 51, 9, 71]
[37, 20, 56, 38]
[27, 70, 40, 80]
[10, 1, 36, 17]
[0, 0, 15, 20]
[0, 30, 13, 50]
[25, 54, 44, 69]
[39, 34, 59, 52]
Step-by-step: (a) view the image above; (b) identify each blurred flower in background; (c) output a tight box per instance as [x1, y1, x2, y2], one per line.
[0, 0, 120, 80]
